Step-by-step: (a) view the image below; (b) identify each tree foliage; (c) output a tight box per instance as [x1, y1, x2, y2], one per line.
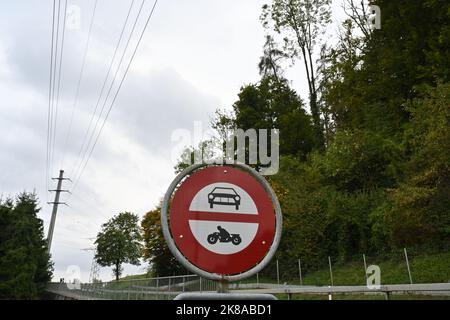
[95, 212, 142, 280]
[0, 192, 53, 299]
[231, 76, 315, 159]
[258, 34, 288, 82]
[387, 83, 450, 248]
[262, 1, 450, 276]
[163, 0, 450, 278]
[212, 1, 449, 278]
[141, 205, 185, 276]
[262, 0, 332, 147]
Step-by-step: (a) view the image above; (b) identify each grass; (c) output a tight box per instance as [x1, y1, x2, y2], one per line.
[119, 274, 151, 281]
[298, 251, 450, 286]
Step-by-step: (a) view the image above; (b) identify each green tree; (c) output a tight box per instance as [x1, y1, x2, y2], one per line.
[317, 19, 366, 136]
[141, 205, 184, 276]
[320, 129, 400, 192]
[258, 34, 288, 82]
[95, 212, 143, 281]
[230, 76, 315, 159]
[174, 139, 219, 174]
[387, 82, 450, 248]
[319, 0, 450, 138]
[261, 0, 332, 148]
[165, 0, 450, 280]
[355, 0, 449, 135]
[0, 192, 53, 299]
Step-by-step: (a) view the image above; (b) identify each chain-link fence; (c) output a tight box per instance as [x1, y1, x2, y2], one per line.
[48, 275, 220, 300]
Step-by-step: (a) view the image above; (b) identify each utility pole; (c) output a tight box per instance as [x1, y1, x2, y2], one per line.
[47, 169, 70, 253]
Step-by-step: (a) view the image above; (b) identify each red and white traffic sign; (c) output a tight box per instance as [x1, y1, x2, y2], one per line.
[168, 165, 277, 275]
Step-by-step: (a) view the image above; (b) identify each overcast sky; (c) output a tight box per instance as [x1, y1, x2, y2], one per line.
[0, 0, 346, 282]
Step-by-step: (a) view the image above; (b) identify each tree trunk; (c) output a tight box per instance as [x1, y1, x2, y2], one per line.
[309, 92, 325, 149]
[115, 262, 120, 281]
[288, 2, 325, 149]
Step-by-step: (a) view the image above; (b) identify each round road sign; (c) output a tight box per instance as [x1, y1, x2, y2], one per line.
[161, 163, 282, 281]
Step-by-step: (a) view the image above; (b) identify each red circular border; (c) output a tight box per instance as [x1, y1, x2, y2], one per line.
[169, 166, 276, 275]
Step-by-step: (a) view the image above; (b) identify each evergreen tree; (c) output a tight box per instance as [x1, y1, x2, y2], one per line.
[0, 192, 53, 299]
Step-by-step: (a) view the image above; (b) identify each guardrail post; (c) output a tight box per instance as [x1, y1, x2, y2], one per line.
[156, 278, 159, 300]
[200, 277, 203, 292]
[276, 259, 280, 285]
[404, 248, 413, 284]
[363, 254, 368, 282]
[328, 256, 334, 287]
[217, 277, 229, 293]
[298, 259, 303, 286]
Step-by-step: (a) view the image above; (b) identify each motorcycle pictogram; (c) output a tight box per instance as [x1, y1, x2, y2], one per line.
[207, 226, 242, 245]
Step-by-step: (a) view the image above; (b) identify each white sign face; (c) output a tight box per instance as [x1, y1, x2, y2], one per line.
[188, 182, 259, 255]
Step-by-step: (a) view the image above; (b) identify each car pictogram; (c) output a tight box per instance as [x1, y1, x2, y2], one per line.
[207, 187, 241, 210]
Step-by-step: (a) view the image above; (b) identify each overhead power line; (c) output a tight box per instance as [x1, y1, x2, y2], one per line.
[71, 0, 146, 182]
[71, 0, 159, 193]
[60, 0, 99, 170]
[49, 0, 61, 182]
[46, 0, 57, 200]
[53, 0, 68, 174]
[70, 0, 137, 179]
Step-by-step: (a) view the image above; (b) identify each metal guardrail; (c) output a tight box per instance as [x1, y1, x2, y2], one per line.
[232, 283, 450, 300]
[47, 273, 450, 300]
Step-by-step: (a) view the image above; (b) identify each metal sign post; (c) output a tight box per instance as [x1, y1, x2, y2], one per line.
[161, 163, 282, 299]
